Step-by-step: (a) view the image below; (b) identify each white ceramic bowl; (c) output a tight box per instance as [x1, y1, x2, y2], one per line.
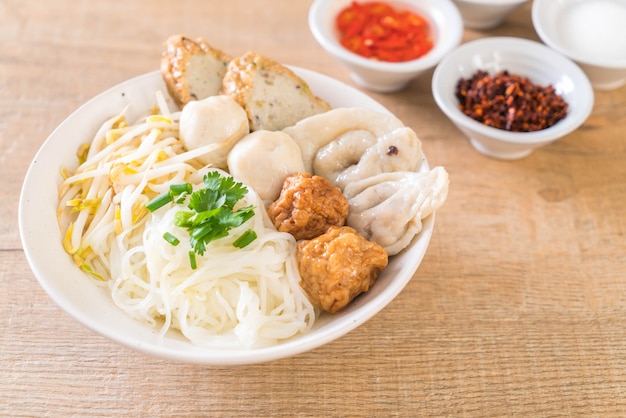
[452, 0, 529, 30]
[19, 68, 436, 365]
[432, 37, 594, 160]
[308, 0, 463, 92]
[532, 0, 626, 90]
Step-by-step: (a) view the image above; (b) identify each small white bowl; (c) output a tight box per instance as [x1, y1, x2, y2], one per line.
[308, 0, 463, 92]
[452, 0, 529, 30]
[432, 37, 594, 160]
[532, 0, 626, 90]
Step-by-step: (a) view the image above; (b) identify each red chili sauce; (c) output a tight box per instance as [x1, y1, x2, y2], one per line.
[335, 1, 434, 63]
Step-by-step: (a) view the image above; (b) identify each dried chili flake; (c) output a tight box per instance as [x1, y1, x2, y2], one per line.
[455, 70, 568, 132]
[336, 1, 433, 63]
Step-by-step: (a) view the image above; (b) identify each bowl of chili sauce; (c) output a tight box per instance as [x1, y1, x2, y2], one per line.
[309, 0, 463, 92]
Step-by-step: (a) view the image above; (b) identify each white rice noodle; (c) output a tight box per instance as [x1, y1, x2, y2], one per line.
[111, 188, 315, 349]
[58, 93, 317, 349]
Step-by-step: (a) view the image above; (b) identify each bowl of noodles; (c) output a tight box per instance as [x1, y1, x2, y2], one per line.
[19, 66, 444, 365]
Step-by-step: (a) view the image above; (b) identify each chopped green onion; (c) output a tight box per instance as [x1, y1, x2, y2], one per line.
[146, 183, 192, 212]
[170, 183, 192, 195]
[170, 183, 192, 203]
[233, 229, 257, 248]
[188, 251, 197, 270]
[146, 191, 173, 212]
[163, 232, 180, 246]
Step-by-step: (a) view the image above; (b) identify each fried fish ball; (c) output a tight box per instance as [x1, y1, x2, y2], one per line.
[296, 226, 388, 313]
[268, 172, 348, 241]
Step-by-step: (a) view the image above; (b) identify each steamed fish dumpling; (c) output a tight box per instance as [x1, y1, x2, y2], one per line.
[227, 130, 305, 205]
[283, 107, 408, 173]
[344, 167, 449, 256]
[314, 126, 422, 190]
[283, 107, 424, 189]
[179, 95, 249, 168]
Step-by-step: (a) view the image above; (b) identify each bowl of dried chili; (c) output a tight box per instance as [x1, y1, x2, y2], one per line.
[309, 0, 463, 93]
[432, 37, 594, 160]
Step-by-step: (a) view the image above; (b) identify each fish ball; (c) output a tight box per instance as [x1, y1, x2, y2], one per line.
[179, 95, 249, 168]
[227, 130, 305, 205]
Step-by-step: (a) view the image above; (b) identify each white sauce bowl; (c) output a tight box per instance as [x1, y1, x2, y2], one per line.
[532, 0, 626, 90]
[452, 0, 529, 30]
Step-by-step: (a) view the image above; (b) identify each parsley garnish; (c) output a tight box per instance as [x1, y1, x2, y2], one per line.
[146, 171, 257, 268]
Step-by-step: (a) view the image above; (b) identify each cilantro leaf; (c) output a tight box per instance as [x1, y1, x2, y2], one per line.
[203, 171, 248, 209]
[158, 171, 258, 267]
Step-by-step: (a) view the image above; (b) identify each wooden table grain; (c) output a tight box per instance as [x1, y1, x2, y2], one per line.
[3, 1, 626, 416]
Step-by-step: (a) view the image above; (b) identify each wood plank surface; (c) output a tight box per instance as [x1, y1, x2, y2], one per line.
[2, 1, 626, 416]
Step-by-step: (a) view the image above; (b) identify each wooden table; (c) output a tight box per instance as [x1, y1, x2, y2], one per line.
[3, 1, 626, 416]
